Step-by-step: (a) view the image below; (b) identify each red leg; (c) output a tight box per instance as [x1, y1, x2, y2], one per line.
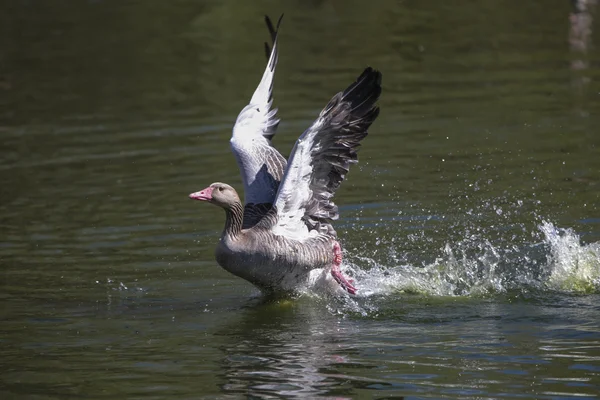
[331, 241, 357, 295]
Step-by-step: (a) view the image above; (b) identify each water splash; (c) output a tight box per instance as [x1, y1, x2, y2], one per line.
[338, 221, 600, 299]
[540, 221, 600, 293]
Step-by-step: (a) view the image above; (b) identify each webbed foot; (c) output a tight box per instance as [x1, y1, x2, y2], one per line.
[331, 241, 357, 295]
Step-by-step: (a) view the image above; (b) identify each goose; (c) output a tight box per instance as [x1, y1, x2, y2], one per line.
[190, 15, 381, 295]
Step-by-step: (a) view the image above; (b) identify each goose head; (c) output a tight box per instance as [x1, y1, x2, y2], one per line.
[189, 182, 240, 210]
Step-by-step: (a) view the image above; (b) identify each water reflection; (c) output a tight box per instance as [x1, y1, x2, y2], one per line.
[211, 295, 600, 398]
[216, 301, 372, 398]
[570, 0, 598, 114]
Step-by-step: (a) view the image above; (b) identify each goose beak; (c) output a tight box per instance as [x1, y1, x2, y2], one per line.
[189, 186, 213, 201]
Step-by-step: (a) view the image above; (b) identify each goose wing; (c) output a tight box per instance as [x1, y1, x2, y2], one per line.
[230, 15, 287, 207]
[269, 68, 382, 240]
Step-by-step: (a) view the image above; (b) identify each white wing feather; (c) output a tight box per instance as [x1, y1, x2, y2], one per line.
[230, 16, 286, 206]
[271, 130, 322, 239]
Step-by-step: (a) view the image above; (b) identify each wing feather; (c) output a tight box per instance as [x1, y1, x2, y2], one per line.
[230, 15, 287, 206]
[270, 68, 382, 240]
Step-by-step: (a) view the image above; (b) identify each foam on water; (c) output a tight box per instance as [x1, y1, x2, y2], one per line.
[332, 221, 600, 300]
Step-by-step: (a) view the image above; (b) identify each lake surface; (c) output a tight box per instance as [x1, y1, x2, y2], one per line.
[2, 1, 600, 398]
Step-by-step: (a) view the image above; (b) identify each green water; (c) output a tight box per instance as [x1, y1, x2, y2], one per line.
[2, 1, 600, 398]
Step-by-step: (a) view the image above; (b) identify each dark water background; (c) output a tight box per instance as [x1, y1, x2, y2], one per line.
[2, 1, 600, 398]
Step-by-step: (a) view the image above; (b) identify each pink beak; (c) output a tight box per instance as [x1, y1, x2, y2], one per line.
[189, 186, 213, 201]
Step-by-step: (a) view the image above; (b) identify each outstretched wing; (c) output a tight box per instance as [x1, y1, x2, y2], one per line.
[230, 15, 287, 206]
[270, 67, 382, 240]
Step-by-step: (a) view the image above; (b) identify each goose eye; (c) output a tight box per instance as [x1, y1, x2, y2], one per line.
[218, 187, 224, 192]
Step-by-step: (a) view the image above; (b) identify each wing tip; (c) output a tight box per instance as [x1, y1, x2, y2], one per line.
[347, 67, 383, 97]
[264, 14, 284, 65]
[339, 66, 383, 119]
[264, 14, 284, 34]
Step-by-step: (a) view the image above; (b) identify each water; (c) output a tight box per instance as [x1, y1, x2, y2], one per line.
[2, 1, 600, 398]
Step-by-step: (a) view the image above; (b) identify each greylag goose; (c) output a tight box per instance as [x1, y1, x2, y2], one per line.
[190, 15, 381, 295]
